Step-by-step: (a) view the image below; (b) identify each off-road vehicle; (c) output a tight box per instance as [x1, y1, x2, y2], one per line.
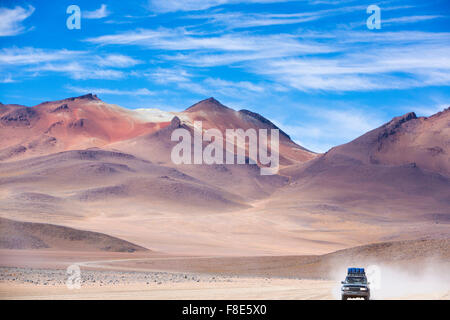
[341, 267, 370, 300]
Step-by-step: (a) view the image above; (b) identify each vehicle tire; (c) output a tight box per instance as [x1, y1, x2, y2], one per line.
[342, 296, 347, 300]
[364, 297, 369, 300]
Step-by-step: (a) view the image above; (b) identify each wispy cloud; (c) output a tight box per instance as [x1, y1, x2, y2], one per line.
[97, 54, 142, 67]
[31, 63, 125, 80]
[0, 5, 34, 36]
[0, 47, 139, 80]
[86, 28, 334, 67]
[146, 68, 193, 84]
[86, 27, 330, 52]
[85, 23, 450, 91]
[142, 67, 267, 97]
[83, 4, 110, 19]
[276, 106, 385, 152]
[382, 15, 444, 25]
[252, 39, 450, 91]
[204, 78, 265, 93]
[187, 12, 319, 29]
[0, 74, 16, 83]
[0, 47, 83, 65]
[176, 77, 267, 96]
[67, 85, 154, 96]
[346, 14, 445, 29]
[409, 104, 449, 117]
[183, 3, 419, 29]
[148, 0, 291, 13]
[185, 4, 368, 29]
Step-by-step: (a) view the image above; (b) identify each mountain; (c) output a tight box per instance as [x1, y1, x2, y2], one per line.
[0, 95, 314, 165]
[0, 94, 448, 255]
[282, 108, 450, 191]
[262, 109, 450, 248]
[107, 97, 312, 199]
[0, 95, 308, 205]
[0, 217, 149, 252]
[0, 94, 174, 161]
[298, 109, 449, 175]
[0, 95, 312, 254]
[182, 97, 315, 165]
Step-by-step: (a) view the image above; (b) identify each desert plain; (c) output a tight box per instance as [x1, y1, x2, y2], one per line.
[0, 96, 449, 299]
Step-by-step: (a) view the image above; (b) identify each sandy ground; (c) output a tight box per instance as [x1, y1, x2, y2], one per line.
[1, 267, 447, 300]
[0, 269, 334, 300]
[1, 249, 449, 300]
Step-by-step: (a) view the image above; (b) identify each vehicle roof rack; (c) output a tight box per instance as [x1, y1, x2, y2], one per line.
[347, 267, 365, 275]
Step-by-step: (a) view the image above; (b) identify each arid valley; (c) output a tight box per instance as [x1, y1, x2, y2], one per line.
[0, 95, 449, 299]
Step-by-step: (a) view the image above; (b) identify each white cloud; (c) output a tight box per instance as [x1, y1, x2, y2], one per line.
[204, 78, 264, 92]
[187, 12, 318, 29]
[380, 15, 443, 26]
[410, 104, 449, 117]
[97, 54, 142, 67]
[276, 107, 385, 152]
[345, 14, 445, 29]
[86, 28, 174, 46]
[86, 28, 334, 67]
[179, 77, 268, 98]
[177, 82, 210, 95]
[249, 33, 450, 91]
[148, 68, 193, 84]
[0, 47, 139, 80]
[86, 25, 450, 92]
[297, 30, 450, 44]
[143, 67, 267, 98]
[148, 0, 290, 13]
[185, 4, 368, 29]
[0, 74, 15, 83]
[83, 4, 110, 19]
[0, 47, 83, 65]
[87, 28, 332, 53]
[67, 85, 154, 96]
[0, 5, 34, 36]
[160, 30, 450, 90]
[30, 62, 125, 80]
[166, 45, 326, 67]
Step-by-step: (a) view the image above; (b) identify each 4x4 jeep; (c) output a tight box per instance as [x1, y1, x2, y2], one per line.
[341, 267, 370, 300]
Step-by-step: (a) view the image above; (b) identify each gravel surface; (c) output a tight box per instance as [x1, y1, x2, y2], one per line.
[0, 266, 234, 287]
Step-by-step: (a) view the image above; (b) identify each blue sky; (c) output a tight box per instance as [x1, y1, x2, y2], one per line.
[0, 0, 449, 152]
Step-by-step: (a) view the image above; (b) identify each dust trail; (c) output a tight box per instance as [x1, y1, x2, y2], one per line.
[329, 262, 450, 300]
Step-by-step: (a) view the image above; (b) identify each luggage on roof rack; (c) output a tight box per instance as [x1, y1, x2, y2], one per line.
[347, 267, 365, 274]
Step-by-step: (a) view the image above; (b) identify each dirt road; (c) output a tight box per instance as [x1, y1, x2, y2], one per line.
[1, 242, 449, 300]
